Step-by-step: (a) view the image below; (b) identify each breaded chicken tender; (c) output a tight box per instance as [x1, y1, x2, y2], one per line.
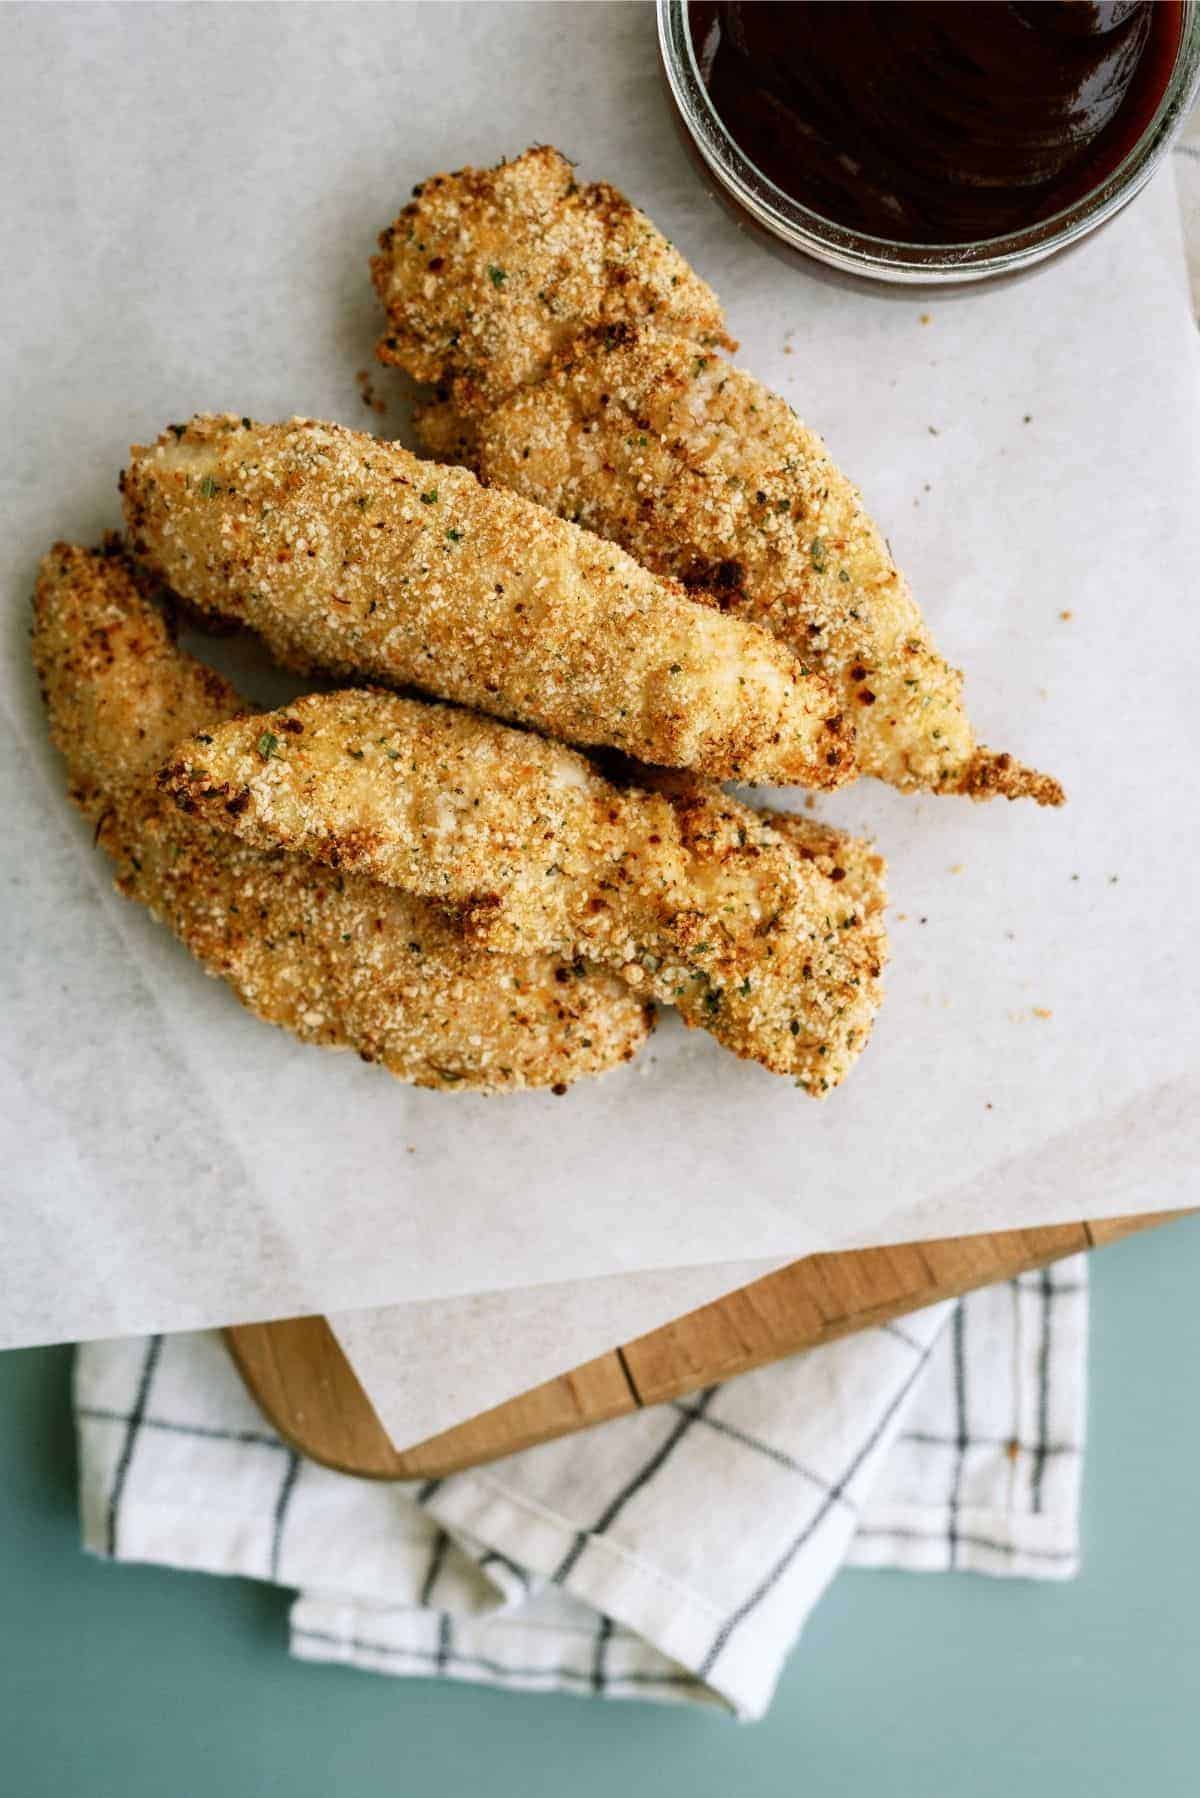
[371, 144, 733, 416]
[32, 542, 652, 1092]
[161, 690, 887, 1091]
[472, 330, 1064, 805]
[122, 414, 853, 789]
[374, 146, 1060, 806]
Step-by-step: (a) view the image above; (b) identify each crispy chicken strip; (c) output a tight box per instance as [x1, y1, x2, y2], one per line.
[375, 147, 1060, 805]
[122, 414, 853, 789]
[32, 542, 652, 1093]
[161, 690, 886, 1091]
[472, 330, 1064, 805]
[632, 764, 886, 1095]
[371, 144, 733, 416]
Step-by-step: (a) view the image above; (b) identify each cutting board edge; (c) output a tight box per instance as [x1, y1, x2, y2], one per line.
[226, 1208, 1192, 1481]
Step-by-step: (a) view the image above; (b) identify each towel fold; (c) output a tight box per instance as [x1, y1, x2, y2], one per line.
[76, 1258, 1086, 1719]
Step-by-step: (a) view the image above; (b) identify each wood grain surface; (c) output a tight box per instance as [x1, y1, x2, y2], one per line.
[226, 1210, 1186, 1481]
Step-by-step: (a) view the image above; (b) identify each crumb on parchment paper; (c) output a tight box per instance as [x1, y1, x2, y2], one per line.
[355, 369, 387, 416]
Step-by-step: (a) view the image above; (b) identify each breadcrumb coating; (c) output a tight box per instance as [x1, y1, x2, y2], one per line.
[669, 776, 887, 1095]
[31, 542, 652, 1093]
[162, 689, 887, 1090]
[371, 144, 733, 414]
[122, 414, 853, 789]
[473, 329, 1064, 806]
[375, 146, 1060, 806]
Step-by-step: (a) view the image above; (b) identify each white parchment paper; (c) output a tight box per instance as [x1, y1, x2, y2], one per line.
[328, 1259, 788, 1450]
[3, 3, 1198, 1352]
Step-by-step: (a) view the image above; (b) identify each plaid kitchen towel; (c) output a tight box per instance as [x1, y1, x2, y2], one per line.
[75, 1259, 1086, 1720]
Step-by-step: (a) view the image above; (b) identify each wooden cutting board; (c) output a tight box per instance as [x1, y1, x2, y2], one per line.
[226, 1209, 1186, 1481]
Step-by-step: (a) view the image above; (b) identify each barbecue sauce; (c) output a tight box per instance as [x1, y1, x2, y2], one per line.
[688, 2, 1182, 246]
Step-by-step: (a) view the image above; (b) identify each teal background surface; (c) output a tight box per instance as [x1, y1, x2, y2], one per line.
[1, 1220, 1197, 1796]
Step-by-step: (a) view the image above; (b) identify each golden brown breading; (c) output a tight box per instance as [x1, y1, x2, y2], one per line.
[158, 688, 807, 954]
[121, 413, 853, 789]
[162, 689, 887, 1091]
[375, 147, 1060, 806]
[472, 329, 1064, 806]
[371, 144, 733, 414]
[676, 781, 887, 1096]
[31, 543, 653, 1093]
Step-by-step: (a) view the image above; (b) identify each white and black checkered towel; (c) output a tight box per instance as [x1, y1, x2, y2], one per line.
[76, 1260, 1086, 1719]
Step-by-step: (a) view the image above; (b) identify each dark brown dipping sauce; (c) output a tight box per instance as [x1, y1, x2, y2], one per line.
[688, 1, 1182, 245]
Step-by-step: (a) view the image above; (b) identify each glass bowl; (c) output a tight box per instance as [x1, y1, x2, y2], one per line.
[657, 0, 1200, 285]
